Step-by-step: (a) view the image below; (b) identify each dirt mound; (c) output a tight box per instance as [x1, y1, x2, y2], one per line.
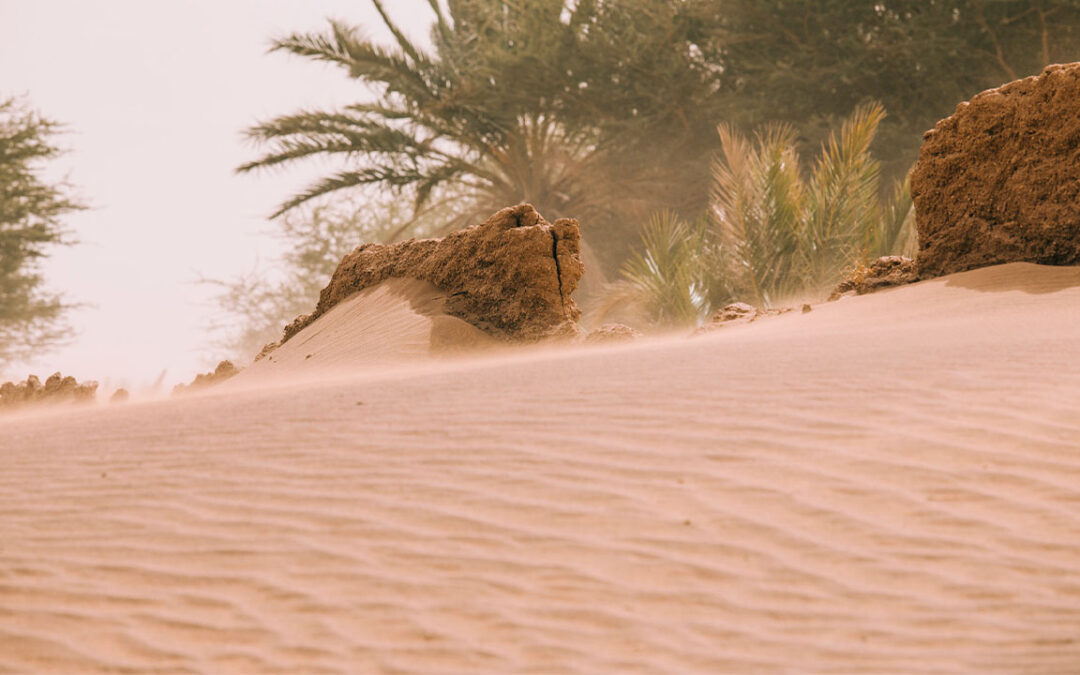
[0, 372, 98, 410]
[267, 204, 583, 356]
[912, 63, 1080, 278]
[829, 256, 918, 300]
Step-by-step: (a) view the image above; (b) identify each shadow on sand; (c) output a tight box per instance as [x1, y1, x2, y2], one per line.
[944, 262, 1080, 295]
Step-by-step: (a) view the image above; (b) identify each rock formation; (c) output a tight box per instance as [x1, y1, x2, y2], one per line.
[911, 63, 1080, 278]
[173, 360, 240, 395]
[829, 256, 918, 300]
[0, 372, 98, 410]
[266, 204, 584, 355]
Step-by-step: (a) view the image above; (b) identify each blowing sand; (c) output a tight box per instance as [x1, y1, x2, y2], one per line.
[3, 262, 1080, 673]
[242, 277, 496, 379]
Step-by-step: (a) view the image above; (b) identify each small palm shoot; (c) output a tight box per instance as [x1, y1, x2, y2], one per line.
[620, 211, 710, 327]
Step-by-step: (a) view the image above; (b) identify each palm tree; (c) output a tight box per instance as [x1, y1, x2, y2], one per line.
[238, 1, 692, 241]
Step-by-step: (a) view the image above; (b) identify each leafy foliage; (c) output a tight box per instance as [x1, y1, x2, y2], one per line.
[712, 103, 914, 307]
[698, 0, 1080, 181]
[619, 211, 710, 327]
[0, 96, 83, 367]
[239, 1, 721, 268]
[712, 122, 804, 307]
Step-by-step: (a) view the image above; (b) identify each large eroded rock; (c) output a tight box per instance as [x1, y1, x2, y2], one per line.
[273, 204, 584, 351]
[911, 63, 1080, 278]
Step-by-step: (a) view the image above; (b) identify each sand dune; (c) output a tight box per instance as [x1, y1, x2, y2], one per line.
[3, 262, 1080, 673]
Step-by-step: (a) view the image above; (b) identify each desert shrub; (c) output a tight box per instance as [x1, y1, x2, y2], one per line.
[712, 102, 914, 307]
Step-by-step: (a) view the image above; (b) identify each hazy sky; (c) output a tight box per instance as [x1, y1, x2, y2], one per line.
[1, 0, 431, 386]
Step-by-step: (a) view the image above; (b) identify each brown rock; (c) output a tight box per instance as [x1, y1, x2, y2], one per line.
[911, 63, 1080, 278]
[270, 204, 584, 355]
[24, 375, 41, 398]
[73, 381, 99, 402]
[585, 323, 642, 344]
[254, 341, 278, 362]
[44, 372, 63, 394]
[173, 360, 240, 395]
[110, 388, 129, 403]
[0, 372, 98, 410]
[695, 303, 791, 334]
[829, 256, 918, 300]
[710, 303, 758, 323]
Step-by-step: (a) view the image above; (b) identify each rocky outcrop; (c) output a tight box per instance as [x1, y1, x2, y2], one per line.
[0, 372, 98, 410]
[173, 360, 240, 395]
[912, 63, 1080, 278]
[829, 256, 918, 300]
[585, 323, 642, 344]
[268, 204, 584, 355]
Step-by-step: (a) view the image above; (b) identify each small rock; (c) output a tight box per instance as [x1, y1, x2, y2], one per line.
[173, 360, 240, 395]
[696, 303, 791, 334]
[829, 256, 917, 300]
[713, 302, 757, 323]
[585, 323, 642, 344]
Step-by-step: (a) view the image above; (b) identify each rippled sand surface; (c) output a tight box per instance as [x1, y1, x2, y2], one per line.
[3, 263, 1080, 673]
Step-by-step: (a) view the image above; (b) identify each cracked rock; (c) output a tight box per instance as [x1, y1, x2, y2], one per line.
[263, 203, 584, 357]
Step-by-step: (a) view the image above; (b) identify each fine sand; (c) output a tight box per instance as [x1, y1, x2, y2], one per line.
[241, 277, 497, 380]
[3, 262, 1080, 673]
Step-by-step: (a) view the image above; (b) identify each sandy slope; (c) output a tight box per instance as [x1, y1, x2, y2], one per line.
[3, 262, 1080, 674]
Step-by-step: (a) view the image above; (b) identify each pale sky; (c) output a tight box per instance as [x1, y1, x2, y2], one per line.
[0, 0, 431, 387]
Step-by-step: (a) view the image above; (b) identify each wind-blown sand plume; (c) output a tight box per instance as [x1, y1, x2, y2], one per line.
[3, 263, 1080, 673]
[239, 277, 496, 380]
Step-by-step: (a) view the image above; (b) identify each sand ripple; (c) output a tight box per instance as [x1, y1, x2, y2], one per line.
[2, 263, 1080, 673]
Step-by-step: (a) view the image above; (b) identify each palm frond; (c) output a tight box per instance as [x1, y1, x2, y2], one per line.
[711, 102, 898, 305]
[801, 101, 885, 289]
[271, 167, 416, 218]
[270, 20, 364, 71]
[371, 0, 425, 65]
[712, 122, 803, 307]
[621, 211, 709, 327]
[872, 172, 915, 258]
